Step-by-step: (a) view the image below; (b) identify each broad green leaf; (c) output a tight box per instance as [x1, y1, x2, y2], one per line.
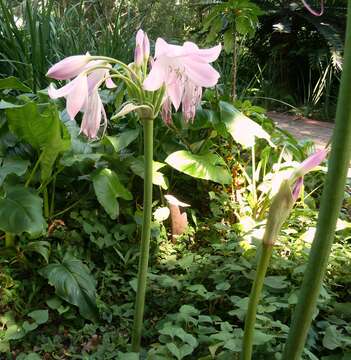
[0, 76, 31, 92]
[253, 330, 274, 345]
[39, 254, 98, 321]
[130, 156, 169, 189]
[23, 241, 51, 263]
[165, 150, 231, 184]
[219, 101, 274, 148]
[264, 276, 288, 289]
[46, 297, 62, 310]
[323, 326, 343, 350]
[0, 186, 46, 235]
[105, 128, 139, 152]
[92, 168, 132, 219]
[22, 321, 38, 332]
[0, 157, 30, 185]
[166, 343, 193, 360]
[6, 102, 71, 181]
[28, 310, 48, 324]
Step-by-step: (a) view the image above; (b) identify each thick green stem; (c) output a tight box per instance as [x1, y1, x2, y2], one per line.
[242, 244, 273, 360]
[131, 119, 154, 353]
[25, 152, 43, 188]
[282, 2, 351, 358]
[5, 233, 15, 248]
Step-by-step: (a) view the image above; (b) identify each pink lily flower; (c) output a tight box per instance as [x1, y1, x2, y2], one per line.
[46, 54, 92, 80]
[48, 57, 116, 137]
[291, 148, 328, 201]
[144, 38, 221, 123]
[135, 29, 150, 66]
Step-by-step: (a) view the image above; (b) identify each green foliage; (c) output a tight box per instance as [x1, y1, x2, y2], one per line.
[0, 76, 32, 92]
[219, 101, 273, 148]
[92, 168, 133, 219]
[6, 101, 70, 182]
[0, 6, 349, 357]
[165, 150, 232, 185]
[0, 186, 46, 235]
[39, 254, 98, 322]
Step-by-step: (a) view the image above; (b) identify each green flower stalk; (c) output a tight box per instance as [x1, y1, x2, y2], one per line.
[283, 1, 351, 358]
[131, 118, 153, 351]
[242, 148, 328, 360]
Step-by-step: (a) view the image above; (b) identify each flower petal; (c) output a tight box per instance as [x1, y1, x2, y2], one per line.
[183, 42, 222, 62]
[87, 69, 107, 93]
[292, 177, 304, 202]
[105, 77, 117, 88]
[184, 60, 220, 87]
[47, 55, 91, 80]
[298, 148, 328, 176]
[143, 32, 150, 60]
[143, 60, 166, 91]
[155, 37, 182, 58]
[48, 81, 76, 99]
[161, 97, 172, 125]
[167, 76, 184, 110]
[80, 90, 102, 138]
[66, 75, 88, 120]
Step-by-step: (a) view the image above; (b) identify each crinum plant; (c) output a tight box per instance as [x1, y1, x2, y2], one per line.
[46, 29, 222, 353]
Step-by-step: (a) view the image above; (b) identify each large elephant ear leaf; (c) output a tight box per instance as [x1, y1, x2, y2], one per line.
[219, 101, 274, 148]
[39, 254, 98, 322]
[165, 150, 231, 185]
[6, 102, 71, 181]
[0, 186, 46, 236]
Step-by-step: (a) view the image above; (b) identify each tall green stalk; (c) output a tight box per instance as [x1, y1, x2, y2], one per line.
[283, 2, 351, 358]
[242, 180, 294, 358]
[242, 244, 273, 360]
[131, 118, 154, 353]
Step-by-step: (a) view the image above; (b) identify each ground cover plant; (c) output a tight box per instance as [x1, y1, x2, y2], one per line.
[0, 1, 351, 360]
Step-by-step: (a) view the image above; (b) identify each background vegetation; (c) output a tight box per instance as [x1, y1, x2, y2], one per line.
[0, 1, 350, 359]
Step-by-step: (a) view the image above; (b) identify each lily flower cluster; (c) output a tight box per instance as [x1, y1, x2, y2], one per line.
[46, 29, 221, 138]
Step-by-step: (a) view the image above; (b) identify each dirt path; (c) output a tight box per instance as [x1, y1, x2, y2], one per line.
[268, 111, 333, 150]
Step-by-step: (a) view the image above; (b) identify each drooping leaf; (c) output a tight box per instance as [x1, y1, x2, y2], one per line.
[27, 310, 48, 325]
[0, 157, 30, 185]
[105, 128, 139, 153]
[92, 168, 132, 219]
[23, 241, 51, 263]
[0, 100, 25, 109]
[39, 254, 98, 321]
[0, 76, 31, 92]
[165, 150, 231, 184]
[219, 101, 274, 148]
[130, 156, 169, 189]
[0, 186, 46, 235]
